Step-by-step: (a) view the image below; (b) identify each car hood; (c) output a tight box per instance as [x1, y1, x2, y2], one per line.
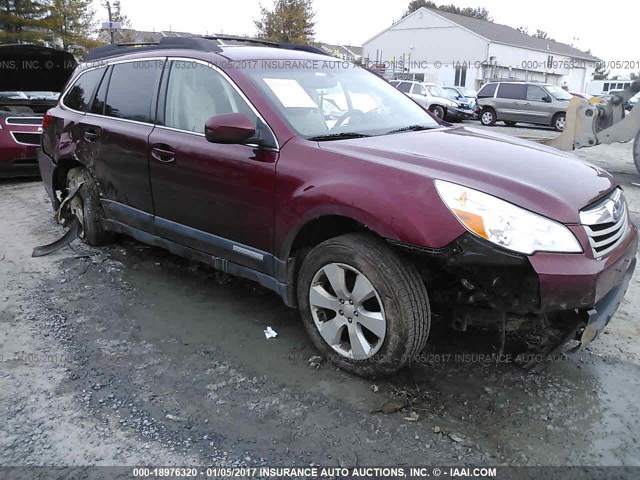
[0, 45, 77, 92]
[318, 126, 615, 224]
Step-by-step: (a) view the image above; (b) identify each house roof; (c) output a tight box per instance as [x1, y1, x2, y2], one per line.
[431, 9, 598, 61]
[366, 7, 599, 62]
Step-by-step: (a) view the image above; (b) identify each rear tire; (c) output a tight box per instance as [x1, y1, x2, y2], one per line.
[430, 105, 445, 120]
[66, 167, 113, 246]
[504, 121, 517, 127]
[480, 108, 496, 126]
[296, 233, 430, 378]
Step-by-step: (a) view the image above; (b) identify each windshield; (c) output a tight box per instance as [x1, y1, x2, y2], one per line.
[443, 89, 459, 100]
[425, 85, 447, 98]
[461, 88, 476, 97]
[244, 63, 440, 138]
[545, 85, 573, 101]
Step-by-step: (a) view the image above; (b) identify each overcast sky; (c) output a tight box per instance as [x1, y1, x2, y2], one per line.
[95, 0, 639, 75]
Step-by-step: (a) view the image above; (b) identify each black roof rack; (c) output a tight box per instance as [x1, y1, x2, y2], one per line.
[85, 36, 331, 61]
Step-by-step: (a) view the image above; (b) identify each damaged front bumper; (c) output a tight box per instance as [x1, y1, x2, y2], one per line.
[393, 224, 638, 360]
[573, 255, 636, 349]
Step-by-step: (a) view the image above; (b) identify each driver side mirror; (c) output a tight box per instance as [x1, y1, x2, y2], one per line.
[205, 113, 256, 144]
[541, 95, 552, 103]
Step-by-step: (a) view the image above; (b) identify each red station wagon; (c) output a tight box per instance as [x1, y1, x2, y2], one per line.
[38, 36, 638, 377]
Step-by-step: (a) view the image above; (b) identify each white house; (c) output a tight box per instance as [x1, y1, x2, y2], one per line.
[362, 8, 599, 92]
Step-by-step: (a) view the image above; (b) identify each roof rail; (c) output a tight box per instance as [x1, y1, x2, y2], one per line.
[85, 35, 332, 62]
[204, 35, 329, 56]
[202, 34, 278, 47]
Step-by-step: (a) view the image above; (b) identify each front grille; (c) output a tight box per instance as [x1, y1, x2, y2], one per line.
[10, 132, 41, 146]
[5, 116, 43, 126]
[580, 188, 629, 258]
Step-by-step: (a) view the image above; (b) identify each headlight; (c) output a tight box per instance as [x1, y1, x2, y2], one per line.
[434, 180, 582, 255]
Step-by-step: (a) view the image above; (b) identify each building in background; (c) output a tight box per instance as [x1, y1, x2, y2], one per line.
[363, 7, 599, 92]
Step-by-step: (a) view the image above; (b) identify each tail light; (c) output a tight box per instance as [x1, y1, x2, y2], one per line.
[42, 111, 53, 129]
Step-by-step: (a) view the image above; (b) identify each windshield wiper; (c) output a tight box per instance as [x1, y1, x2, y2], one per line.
[308, 132, 372, 141]
[386, 124, 436, 134]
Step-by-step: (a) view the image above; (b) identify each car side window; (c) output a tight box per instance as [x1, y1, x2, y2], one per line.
[104, 61, 163, 123]
[90, 66, 111, 115]
[477, 83, 497, 98]
[526, 85, 548, 102]
[163, 61, 257, 134]
[412, 84, 427, 96]
[62, 67, 106, 112]
[396, 82, 412, 93]
[497, 83, 526, 100]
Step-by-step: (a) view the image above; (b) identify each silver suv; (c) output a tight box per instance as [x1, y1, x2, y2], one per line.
[477, 82, 572, 131]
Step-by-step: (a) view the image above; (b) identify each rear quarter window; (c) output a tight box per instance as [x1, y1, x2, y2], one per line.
[496, 83, 526, 100]
[62, 67, 106, 112]
[103, 61, 164, 123]
[477, 83, 497, 98]
[396, 82, 412, 93]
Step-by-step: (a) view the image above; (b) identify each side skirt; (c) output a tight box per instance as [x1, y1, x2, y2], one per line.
[103, 218, 296, 308]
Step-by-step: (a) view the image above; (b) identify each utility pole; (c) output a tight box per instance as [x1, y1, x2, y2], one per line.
[104, 1, 114, 44]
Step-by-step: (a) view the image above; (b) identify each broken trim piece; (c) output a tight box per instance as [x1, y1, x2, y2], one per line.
[32, 217, 81, 257]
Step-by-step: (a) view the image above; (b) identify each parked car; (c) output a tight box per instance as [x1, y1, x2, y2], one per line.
[477, 81, 572, 131]
[390, 79, 464, 121]
[39, 37, 637, 377]
[0, 44, 76, 178]
[442, 86, 478, 119]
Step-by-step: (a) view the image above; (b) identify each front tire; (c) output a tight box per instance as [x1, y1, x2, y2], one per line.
[297, 233, 430, 378]
[481, 108, 496, 126]
[553, 112, 566, 132]
[66, 167, 113, 246]
[430, 105, 445, 120]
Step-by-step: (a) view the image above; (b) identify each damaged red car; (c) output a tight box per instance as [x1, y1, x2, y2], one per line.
[37, 37, 637, 377]
[0, 44, 76, 178]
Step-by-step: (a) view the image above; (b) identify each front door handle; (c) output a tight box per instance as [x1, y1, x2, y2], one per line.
[151, 145, 175, 163]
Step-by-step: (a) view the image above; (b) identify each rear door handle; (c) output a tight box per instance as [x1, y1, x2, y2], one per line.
[151, 145, 175, 163]
[84, 130, 100, 142]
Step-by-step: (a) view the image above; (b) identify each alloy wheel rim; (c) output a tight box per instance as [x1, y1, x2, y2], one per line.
[482, 112, 493, 124]
[309, 263, 386, 360]
[556, 116, 566, 130]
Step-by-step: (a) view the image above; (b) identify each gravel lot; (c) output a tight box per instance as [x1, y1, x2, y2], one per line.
[1, 125, 639, 469]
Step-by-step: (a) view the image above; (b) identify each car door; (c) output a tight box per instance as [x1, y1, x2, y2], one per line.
[86, 59, 164, 225]
[409, 83, 429, 108]
[494, 83, 527, 121]
[148, 59, 278, 273]
[523, 85, 554, 124]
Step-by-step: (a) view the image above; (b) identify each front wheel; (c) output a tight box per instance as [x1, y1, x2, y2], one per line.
[480, 108, 496, 126]
[553, 113, 566, 132]
[430, 105, 445, 119]
[296, 233, 430, 378]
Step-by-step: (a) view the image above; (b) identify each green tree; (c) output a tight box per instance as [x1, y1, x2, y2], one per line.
[593, 63, 609, 80]
[45, 0, 98, 52]
[255, 0, 315, 44]
[0, 0, 50, 44]
[404, 1, 491, 21]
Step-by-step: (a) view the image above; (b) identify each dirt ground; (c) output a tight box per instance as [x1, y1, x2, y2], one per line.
[1, 128, 640, 468]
